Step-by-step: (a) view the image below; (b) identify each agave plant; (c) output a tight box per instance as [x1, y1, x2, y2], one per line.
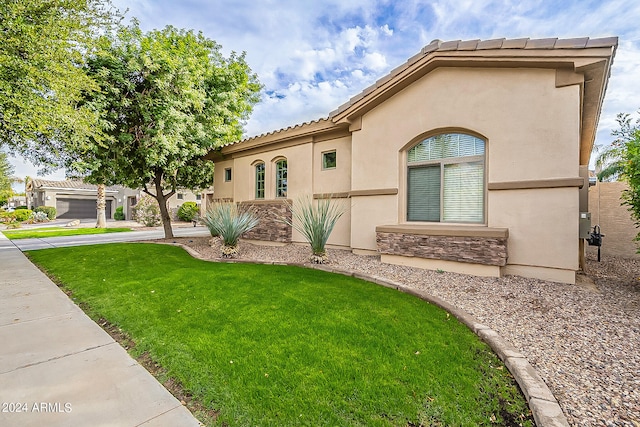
[281, 194, 346, 263]
[203, 202, 259, 258]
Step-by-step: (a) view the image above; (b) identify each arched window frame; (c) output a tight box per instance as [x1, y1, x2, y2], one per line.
[406, 132, 486, 223]
[253, 160, 265, 199]
[274, 158, 288, 198]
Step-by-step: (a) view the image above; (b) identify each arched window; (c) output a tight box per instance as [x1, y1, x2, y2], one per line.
[255, 162, 265, 199]
[275, 159, 287, 198]
[407, 133, 485, 223]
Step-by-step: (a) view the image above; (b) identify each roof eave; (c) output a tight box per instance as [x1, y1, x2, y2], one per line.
[330, 46, 617, 127]
[218, 119, 348, 156]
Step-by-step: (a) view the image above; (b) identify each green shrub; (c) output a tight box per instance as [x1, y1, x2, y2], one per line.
[34, 205, 57, 220]
[133, 195, 162, 227]
[13, 208, 33, 222]
[114, 206, 125, 220]
[203, 202, 259, 257]
[0, 211, 16, 224]
[178, 201, 199, 222]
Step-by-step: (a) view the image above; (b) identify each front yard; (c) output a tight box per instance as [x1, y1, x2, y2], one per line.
[27, 243, 533, 426]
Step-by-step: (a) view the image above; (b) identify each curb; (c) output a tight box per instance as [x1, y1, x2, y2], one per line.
[155, 241, 570, 426]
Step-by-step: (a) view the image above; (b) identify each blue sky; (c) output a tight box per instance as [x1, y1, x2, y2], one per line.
[9, 0, 640, 188]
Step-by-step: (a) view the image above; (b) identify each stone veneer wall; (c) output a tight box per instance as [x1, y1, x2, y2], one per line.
[239, 201, 292, 243]
[376, 232, 508, 266]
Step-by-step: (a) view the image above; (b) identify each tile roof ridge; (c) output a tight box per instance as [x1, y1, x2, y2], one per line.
[222, 117, 331, 147]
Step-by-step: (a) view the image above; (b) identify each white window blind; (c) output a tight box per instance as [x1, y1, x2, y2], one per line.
[443, 161, 483, 222]
[407, 133, 485, 223]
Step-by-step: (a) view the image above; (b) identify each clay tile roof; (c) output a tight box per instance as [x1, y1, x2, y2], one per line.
[524, 37, 558, 49]
[586, 36, 619, 48]
[222, 35, 618, 149]
[327, 35, 617, 121]
[501, 38, 529, 49]
[476, 38, 505, 50]
[30, 179, 121, 192]
[554, 37, 589, 49]
[457, 39, 480, 51]
[439, 40, 461, 51]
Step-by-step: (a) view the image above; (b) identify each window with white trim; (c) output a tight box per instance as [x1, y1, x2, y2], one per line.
[255, 162, 265, 199]
[275, 159, 287, 198]
[407, 133, 485, 223]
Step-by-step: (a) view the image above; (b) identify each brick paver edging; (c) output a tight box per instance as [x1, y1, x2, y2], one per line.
[156, 242, 570, 427]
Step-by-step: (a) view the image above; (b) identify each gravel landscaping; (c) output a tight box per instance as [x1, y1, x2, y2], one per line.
[161, 237, 639, 426]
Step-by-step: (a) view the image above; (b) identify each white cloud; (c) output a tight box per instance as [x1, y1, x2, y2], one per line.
[8, 0, 640, 178]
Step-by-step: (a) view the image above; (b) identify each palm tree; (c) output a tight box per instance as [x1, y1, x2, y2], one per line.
[595, 112, 638, 182]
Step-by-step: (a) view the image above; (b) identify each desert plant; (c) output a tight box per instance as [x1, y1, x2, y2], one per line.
[178, 201, 199, 222]
[0, 210, 16, 224]
[34, 205, 57, 220]
[281, 194, 346, 263]
[133, 195, 162, 227]
[13, 208, 33, 222]
[31, 211, 50, 223]
[114, 206, 125, 220]
[203, 202, 259, 257]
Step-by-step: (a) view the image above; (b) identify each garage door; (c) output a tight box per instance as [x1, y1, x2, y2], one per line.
[56, 199, 112, 219]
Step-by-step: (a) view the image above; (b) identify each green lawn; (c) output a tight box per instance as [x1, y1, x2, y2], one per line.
[28, 243, 533, 426]
[2, 227, 132, 240]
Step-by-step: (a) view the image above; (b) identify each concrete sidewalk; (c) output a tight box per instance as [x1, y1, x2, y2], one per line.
[0, 233, 202, 426]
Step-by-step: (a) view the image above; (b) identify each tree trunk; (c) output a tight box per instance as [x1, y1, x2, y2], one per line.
[96, 183, 107, 228]
[154, 176, 174, 239]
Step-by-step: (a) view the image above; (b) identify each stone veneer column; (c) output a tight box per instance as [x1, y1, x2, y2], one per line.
[239, 201, 292, 243]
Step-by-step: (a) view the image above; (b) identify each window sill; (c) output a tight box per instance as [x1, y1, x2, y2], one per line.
[376, 224, 509, 239]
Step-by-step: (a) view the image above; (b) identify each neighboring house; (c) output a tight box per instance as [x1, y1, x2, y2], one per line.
[26, 178, 209, 221]
[169, 189, 209, 217]
[207, 36, 617, 284]
[4, 195, 26, 209]
[589, 181, 639, 259]
[26, 179, 138, 220]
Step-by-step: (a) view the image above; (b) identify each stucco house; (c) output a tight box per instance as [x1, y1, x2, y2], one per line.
[26, 179, 137, 219]
[26, 178, 208, 221]
[207, 36, 617, 284]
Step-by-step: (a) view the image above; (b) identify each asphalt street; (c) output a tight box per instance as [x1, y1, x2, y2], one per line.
[10, 225, 211, 251]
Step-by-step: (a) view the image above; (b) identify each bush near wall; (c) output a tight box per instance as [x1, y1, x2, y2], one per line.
[133, 195, 162, 227]
[34, 206, 57, 220]
[178, 201, 199, 222]
[13, 209, 33, 222]
[114, 206, 125, 220]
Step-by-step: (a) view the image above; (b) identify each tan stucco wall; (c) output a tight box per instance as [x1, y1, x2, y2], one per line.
[351, 68, 580, 193]
[213, 159, 234, 200]
[213, 139, 353, 247]
[347, 67, 581, 280]
[312, 136, 352, 195]
[489, 187, 579, 271]
[167, 190, 201, 211]
[589, 181, 639, 258]
[350, 195, 399, 250]
[214, 66, 587, 283]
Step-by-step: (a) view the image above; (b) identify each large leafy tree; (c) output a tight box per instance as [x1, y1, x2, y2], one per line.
[0, 152, 15, 206]
[0, 0, 119, 167]
[72, 22, 261, 237]
[595, 110, 640, 251]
